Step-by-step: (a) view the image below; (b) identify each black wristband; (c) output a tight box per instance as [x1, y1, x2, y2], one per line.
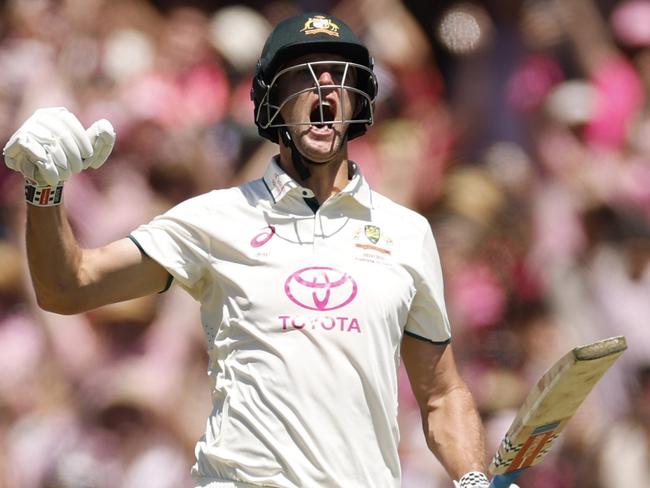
[25, 182, 64, 207]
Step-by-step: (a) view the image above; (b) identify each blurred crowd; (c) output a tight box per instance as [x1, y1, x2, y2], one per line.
[0, 0, 648, 487]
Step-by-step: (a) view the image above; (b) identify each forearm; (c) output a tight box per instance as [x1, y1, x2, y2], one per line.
[422, 382, 487, 480]
[402, 338, 489, 480]
[26, 204, 85, 311]
[25, 203, 169, 314]
[8, 108, 167, 314]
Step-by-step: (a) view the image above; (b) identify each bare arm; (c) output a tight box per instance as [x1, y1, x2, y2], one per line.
[27, 204, 169, 314]
[401, 336, 487, 480]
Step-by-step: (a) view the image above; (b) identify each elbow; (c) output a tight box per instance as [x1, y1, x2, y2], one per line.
[34, 287, 84, 315]
[38, 302, 80, 316]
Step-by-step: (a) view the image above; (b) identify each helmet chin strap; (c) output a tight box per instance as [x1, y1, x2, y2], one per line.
[279, 128, 312, 181]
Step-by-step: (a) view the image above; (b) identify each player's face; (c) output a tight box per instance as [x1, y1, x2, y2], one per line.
[275, 53, 358, 162]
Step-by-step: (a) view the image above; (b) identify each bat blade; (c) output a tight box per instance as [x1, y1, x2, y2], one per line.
[488, 336, 627, 488]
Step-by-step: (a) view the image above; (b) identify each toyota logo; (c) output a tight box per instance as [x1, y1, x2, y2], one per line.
[285, 266, 358, 311]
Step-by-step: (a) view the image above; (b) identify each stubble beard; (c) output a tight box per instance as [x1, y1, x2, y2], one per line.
[292, 125, 347, 165]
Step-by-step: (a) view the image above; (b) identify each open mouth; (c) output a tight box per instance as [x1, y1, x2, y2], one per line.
[310, 101, 335, 129]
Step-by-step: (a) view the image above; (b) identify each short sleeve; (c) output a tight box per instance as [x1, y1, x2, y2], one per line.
[129, 201, 212, 300]
[404, 224, 451, 344]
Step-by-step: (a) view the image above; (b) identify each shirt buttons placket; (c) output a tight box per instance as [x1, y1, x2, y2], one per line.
[314, 207, 327, 257]
[312, 208, 319, 253]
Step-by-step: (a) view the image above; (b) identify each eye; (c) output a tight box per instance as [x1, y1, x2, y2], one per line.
[335, 65, 357, 86]
[300, 69, 315, 80]
[288, 69, 313, 83]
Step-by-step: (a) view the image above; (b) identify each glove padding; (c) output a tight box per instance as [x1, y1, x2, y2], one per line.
[3, 107, 115, 187]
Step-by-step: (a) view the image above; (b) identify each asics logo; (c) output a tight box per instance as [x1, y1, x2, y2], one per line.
[250, 226, 276, 248]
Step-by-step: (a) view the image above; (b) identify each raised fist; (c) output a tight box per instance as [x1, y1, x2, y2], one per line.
[3, 107, 115, 187]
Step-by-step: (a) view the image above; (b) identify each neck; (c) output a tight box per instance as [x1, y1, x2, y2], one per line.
[278, 144, 351, 204]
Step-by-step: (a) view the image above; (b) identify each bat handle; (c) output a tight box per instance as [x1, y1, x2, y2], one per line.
[489, 471, 523, 488]
[489, 476, 505, 488]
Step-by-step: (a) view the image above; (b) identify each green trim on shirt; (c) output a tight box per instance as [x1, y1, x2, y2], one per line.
[404, 330, 451, 345]
[127, 234, 174, 293]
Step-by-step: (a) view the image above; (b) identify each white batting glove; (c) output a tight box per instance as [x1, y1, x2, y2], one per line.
[3, 107, 115, 206]
[453, 471, 519, 488]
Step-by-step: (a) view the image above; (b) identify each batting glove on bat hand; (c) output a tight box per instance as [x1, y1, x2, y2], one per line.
[453, 471, 519, 488]
[3, 107, 115, 206]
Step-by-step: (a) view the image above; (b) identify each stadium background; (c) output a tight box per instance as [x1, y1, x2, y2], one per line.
[0, 0, 649, 486]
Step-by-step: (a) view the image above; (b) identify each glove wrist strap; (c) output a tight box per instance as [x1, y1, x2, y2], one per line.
[25, 180, 64, 207]
[458, 471, 490, 488]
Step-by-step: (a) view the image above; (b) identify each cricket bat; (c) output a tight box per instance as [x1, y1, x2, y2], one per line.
[488, 335, 627, 488]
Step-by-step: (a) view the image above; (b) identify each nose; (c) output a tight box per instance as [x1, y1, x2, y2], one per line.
[317, 69, 336, 86]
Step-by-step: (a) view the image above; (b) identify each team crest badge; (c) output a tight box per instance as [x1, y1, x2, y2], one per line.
[301, 16, 340, 37]
[364, 225, 381, 244]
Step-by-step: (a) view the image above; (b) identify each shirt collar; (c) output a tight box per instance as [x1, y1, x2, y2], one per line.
[262, 156, 373, 209]
[262, 156, 300, 204]
[339, 161, 373, 209]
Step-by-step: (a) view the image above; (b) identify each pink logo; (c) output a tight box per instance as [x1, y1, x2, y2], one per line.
[272, 173, 283, 194]
[285, 266, 357, 311]
[251, 226, 275, 248]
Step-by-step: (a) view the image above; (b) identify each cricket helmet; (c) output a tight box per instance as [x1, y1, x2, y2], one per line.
[251, 12, 378, 143]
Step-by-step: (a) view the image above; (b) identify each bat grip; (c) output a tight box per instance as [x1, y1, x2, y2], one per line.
[489, 476, 505, 488]
[489, 471, 522, 488]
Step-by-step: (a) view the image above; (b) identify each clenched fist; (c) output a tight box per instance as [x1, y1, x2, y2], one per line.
[3, 107, 115, 205]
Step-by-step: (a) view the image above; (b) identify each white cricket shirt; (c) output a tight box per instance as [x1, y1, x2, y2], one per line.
[130, 157, 451, 488]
